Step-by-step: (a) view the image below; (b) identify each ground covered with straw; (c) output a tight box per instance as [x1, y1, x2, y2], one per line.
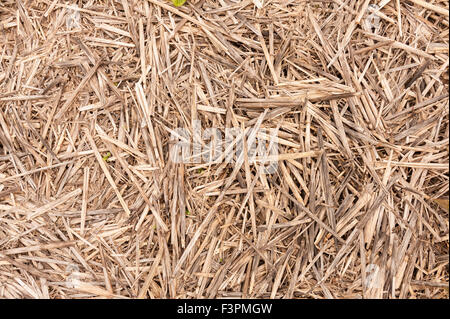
[0, 0, 448, 299]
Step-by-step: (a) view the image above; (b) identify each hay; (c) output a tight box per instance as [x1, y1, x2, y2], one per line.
[0, 0, 448, 299]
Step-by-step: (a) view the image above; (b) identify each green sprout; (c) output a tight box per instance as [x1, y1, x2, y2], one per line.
[197, 168, 204, 174]
[185, 209, 190, 216]
[172, 0, 186, 7]
[102, 152, 112, 162]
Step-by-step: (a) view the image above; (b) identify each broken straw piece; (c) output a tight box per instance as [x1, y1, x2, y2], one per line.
[66, 5, 80, 30]
[253, 0, 264, 9]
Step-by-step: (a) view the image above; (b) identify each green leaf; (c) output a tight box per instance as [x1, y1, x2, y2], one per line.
[172, 0, 186, 7]
[102, 152, 111, 162]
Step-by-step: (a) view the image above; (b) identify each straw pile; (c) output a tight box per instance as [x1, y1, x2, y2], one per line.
[0, 0, 448, 299]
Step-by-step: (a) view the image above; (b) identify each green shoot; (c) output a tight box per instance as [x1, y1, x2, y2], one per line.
[172, 0, 186, 7]
[102, 152, 112, 162]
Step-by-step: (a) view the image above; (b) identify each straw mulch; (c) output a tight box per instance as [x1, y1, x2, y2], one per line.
[0, 0, 448, 299]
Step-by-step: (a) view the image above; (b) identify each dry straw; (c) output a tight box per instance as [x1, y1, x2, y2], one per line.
[0, 0, 448, 299]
